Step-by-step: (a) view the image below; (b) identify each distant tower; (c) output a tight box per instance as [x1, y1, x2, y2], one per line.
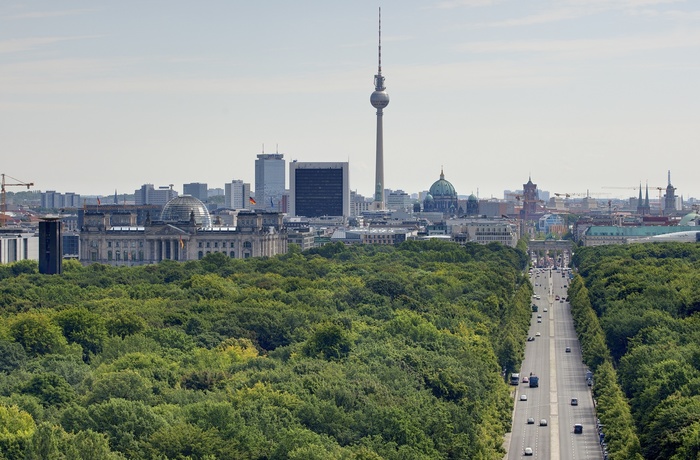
[636, 183, 650, 216]
[39, 218, 62, 275]
[370, 8, 390, 210]
[521, 175, 539, 220]
[664, 170, 677, 214]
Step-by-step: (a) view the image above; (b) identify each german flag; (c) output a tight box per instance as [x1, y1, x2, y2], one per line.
[249, 197, 257, 205]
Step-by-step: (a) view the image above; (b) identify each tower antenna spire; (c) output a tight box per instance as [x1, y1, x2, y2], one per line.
[378, 7, 382, 75]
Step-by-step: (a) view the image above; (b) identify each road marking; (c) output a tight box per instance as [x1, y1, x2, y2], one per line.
[550, 298, 560, 460]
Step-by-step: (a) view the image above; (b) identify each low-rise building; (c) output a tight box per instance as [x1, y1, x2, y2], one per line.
[582, 224, 699, 246]
[0, 227, 38, 264]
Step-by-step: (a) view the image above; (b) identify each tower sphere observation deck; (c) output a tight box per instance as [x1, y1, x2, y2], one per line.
[371, 89, 390, 110]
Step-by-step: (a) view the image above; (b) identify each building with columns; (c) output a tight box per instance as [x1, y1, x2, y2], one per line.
[79, 195, 287, 265]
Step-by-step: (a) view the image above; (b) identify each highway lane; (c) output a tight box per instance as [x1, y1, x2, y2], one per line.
[551, 272, 602, 460]
[506, 268, 602, 460]
[507, 269, 552, 460]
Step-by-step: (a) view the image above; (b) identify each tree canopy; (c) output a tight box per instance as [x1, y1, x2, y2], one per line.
[572, 243, 700, 459]
[0, 240, 532, 459]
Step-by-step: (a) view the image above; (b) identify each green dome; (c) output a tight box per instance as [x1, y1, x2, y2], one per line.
[429, 170, 457, 198]
[679, 212, 699, 226]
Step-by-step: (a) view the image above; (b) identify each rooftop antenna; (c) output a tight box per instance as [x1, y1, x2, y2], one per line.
[262, 143, 265, 154]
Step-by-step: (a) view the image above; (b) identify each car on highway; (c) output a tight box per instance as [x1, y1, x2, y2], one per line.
[537, 314, 542, 318]
[524, 447, 533, 456]
[543, 308, 548, 312]
[535, 332, 541, 337]
[571, 397, 578, 406]
[537, 319, 542, 323]
[527, 417, 535, 424]
[520, 394, 528, 401]
[566, 346, 571, 352]
[574, 424, 583, 434]
[527, 336, 535, 342]
[539, 419, 548, 426]
[522, 376, 529, 384]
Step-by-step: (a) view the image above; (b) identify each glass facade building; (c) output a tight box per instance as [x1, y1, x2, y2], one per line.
[289, 162, 349, 218]
[255, 154, 285, 211]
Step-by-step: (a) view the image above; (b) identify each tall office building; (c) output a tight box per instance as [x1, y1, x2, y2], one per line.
[135, 184, 178, 206]
[41, 191, 81, 209]
[183, 183, 208, 203]
[224, 180, 251, 210]
[370, 8, 390, 210]
[289, 161, 349, 218]
[255, 153, 285, 211]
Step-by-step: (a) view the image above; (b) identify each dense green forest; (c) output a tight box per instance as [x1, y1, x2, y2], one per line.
[571, 243, 700, 460]
[0, 240, 531, 459]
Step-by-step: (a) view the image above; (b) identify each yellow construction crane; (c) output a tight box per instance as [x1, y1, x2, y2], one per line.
[1, 174, 34, 227]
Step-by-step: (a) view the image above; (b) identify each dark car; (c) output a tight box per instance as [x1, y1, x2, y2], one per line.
[571, 398, 578, 406]
[574, 424, 583, 434]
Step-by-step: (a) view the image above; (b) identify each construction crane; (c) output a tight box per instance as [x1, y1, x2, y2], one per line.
[554, 191, 606, 198]
[603, 186, 664, 201]
[1, 174, 34, 227]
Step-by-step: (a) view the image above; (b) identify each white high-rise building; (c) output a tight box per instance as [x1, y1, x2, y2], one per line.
[255, 153, 285, 211]
[225, 180, 251, 210]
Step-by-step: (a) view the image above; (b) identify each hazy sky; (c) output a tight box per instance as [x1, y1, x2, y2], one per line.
[2, 1, 699, 200]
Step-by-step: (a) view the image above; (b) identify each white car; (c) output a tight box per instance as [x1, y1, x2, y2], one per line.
[527, 417, 535, 424]
[524, 447, 533, 456]
[543, 308, 548, 312]
[536, 332, 541, 337]
[520, 394, 528, 401]
[540, 419, 548, 426]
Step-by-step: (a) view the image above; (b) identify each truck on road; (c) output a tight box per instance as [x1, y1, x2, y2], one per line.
[528, 374, 539, 388]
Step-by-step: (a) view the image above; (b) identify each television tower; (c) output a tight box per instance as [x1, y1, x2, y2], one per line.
[370, 7, 389, 210]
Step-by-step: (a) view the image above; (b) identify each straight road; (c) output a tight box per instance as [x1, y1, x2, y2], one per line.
[506, 268, 602, 460]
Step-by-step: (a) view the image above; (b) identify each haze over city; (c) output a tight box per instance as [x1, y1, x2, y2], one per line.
[2, 1, 699, 199]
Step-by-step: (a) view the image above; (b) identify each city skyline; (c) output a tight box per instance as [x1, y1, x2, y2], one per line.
[2, 1, 699, 199]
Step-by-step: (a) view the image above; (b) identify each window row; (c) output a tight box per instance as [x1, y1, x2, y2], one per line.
[107, 250, 144, 261]
[107, 240, 144, 248]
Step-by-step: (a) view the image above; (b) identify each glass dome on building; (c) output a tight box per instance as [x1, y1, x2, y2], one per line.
[161, 195, 212, 228]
